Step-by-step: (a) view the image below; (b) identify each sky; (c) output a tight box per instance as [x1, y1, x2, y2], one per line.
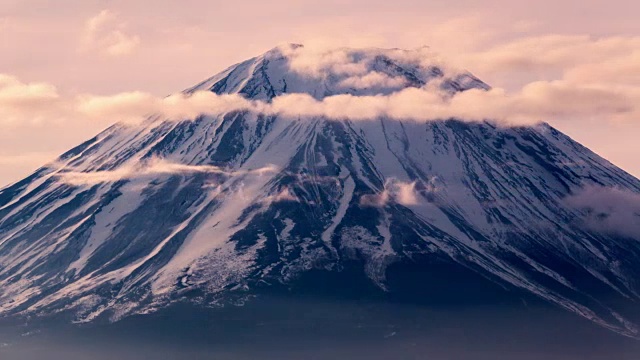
[0, 0, 639, 186]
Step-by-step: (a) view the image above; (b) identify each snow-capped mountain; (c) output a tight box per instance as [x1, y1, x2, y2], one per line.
[0, 44, 639, 337]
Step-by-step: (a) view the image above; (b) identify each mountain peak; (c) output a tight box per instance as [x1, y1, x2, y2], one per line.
[186, 44, 489, 100]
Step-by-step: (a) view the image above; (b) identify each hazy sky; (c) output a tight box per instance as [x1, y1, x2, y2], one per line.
[0, 0, 639, 185]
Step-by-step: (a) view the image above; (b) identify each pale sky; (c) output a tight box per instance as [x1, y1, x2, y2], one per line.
[0, 0, 638, 186]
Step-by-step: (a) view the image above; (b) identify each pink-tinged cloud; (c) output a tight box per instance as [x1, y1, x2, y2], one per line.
[360, 178, 420, 207]
[80, 10, 140, 57]
[564, 185, 640, 239]
[54, 157, 279, 186]
[262, 188, 300, 204]
[3, 42, 640, 130]
[1, 21, 640, 185]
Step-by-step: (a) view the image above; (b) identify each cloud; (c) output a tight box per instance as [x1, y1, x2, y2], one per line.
[0, 79, 256, 127]
[338, 72, 406, 90]
[271, 43, 640, 124]
[258, 45, 640, 125]
[4, 74, 639, 133]
[3, 38, 640, 131]
[360, 178, 419, 207]
[75, 91, 158, 123]
[279, 44, 451, 80]
[76, 91, 262, 124]
[262, 188, 299, 204]
[281, 45, 370, 78]
[269, 81, 638, 125]
[55, 157, 279, 186]
[0, 75, 59, 104]
[80, 10, 140, 57]
[394, 181, 419, 205]
[564, 185, 640, 239]
[0, 3, 639, 187]
[360, 191, 390, 208]
[3, 40, 640, 131]
[564, 50, 640, 86]
[0, 74, 66, 125]
[465, 35, 640, 76]
[446, 34, 640, 100]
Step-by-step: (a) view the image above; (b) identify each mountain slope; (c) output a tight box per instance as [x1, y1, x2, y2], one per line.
[0, 45, 639, 337]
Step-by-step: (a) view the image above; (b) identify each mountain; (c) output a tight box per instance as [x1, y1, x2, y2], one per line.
[0, 44, 639, 339]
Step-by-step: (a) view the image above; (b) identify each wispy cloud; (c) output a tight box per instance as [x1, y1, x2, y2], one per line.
[0, 2, 638, 187]
[270, 82, 638, 125]
[80, 10, 140, 57]
[54, 157, 279, 186]
[337, 72, 407, 90]
[3, 71, 639, 130]
[564, 185, 640, 239]
[0, 74, 65, 125]
[1, 39, 640, 184]
[5, 38, 640, 131]
[262, 187, 299, 204]
[463, 35, 640, 80]
[360, 178, 421, 207]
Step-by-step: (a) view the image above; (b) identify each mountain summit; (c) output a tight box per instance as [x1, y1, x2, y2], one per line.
[186, 44, 490, 98]
[0, 45, 639, 337]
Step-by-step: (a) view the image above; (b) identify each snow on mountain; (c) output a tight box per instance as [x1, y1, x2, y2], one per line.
[0, 44, 639, 337]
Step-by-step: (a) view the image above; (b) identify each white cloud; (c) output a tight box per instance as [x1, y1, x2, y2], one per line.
[360, 178, 419, 207]
[0, 78, 256, 127]
[80, 10, 140, 57]
[262, 187, 299, 204]
[76, 91, 259, 124]
[4, 36, 640, 131]
[338, 72, 406, 90]
[3, 71, 639, 133]
[55, 157, 279, 186]
[279, 44, 451, 80]
[1, 41, 640, 173]
[55, 158, 222, 185]
[564, 185, 640, 239]
[268, 81, 638, 125]
[564, 50, 640, 86]
[281, 45, 370, 78]
[269, 45, 640, 125]
[75, 91, 158, 123]
[1, 3, 639, 186]
[444, 34, 640, 97]
[0, 74, 65, 125]
[360, 191, 390, 208]
[466, 35, 640, 76]
[394, 181, 419, 206]
[0, 75, 59, 104]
